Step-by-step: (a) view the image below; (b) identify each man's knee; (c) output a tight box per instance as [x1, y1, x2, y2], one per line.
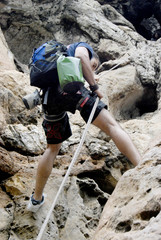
[92, 108, 120, 134]
[47, 143, 61, 154]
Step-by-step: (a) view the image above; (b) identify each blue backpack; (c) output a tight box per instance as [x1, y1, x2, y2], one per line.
[29, 40, 67, 89]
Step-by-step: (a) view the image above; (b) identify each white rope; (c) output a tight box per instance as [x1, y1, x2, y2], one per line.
[99, 56, 130, 77]
[36, 97, 99, 240]
[106, 61, 122, 72]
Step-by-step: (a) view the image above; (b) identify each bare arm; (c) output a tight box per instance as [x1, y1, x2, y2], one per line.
[75, 46, 103, 98]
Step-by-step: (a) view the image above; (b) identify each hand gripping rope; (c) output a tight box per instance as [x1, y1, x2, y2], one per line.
[36, 96, 99, 240]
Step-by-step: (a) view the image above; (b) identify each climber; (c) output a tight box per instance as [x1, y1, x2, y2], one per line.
[27, 42, 141, 212]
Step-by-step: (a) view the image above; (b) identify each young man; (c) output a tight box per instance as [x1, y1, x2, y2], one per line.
[27, 42, 141, 212]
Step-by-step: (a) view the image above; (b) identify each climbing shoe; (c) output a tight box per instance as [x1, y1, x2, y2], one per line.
[27, 194, 45, 213]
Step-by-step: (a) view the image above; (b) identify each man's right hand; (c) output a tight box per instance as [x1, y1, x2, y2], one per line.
[94, 89, 103, 99]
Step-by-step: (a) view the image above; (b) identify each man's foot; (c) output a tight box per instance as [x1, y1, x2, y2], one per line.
[27, 194, 45, 213]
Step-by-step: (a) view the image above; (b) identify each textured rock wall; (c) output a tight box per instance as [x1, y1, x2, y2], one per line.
[0, 0, 145, 64]
[93, 137, 161, 240]
[98, 0, 161, 40]
[0, 0, 161, 240]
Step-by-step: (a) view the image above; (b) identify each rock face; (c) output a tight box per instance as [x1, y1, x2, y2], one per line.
[0, 0, 161, 240]
[93, 137, 161, 240]
[98, 0, 161, 40]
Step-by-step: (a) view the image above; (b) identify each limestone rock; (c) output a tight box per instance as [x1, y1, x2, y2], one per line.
[0, 0, 144, 64]
[0, 188, 14, 239]
[0, 147, 20, 177]
[1, 124, 46, 155]
[2, 164, 108, 240]
[98, 0, 161, 40]
[0, 106, 7, 134]
[93, 138, 161, 240]
[101, 4, 135, 30]
[0, 64, 41, 128]
[0, 1, 160, 240]
[99, 65, 144, 120]
[0, 28, 16, 71]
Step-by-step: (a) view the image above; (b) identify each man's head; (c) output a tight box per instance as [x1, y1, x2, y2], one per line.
[90, 52, 100, 71]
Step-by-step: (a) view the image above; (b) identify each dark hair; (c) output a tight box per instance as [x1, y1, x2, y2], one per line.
[92, 52, 100, 67]
[93, 51, 99, 60]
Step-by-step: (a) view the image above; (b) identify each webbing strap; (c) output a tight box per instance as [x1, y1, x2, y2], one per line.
[44, 112, 66, 122]
[43, 88, 49, 105]
[36, 97, 99, 240]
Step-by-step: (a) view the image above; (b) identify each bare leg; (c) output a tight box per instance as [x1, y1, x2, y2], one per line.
[33, 143, 61, 201]
[93, 109, 141, 166]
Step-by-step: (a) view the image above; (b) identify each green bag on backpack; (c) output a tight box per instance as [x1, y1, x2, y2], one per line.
[57, 55, 85, 90]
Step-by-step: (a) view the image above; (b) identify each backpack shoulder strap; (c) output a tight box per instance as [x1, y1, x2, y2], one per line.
[43, 88, 49, 105]
[43, 40, 67, 58]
